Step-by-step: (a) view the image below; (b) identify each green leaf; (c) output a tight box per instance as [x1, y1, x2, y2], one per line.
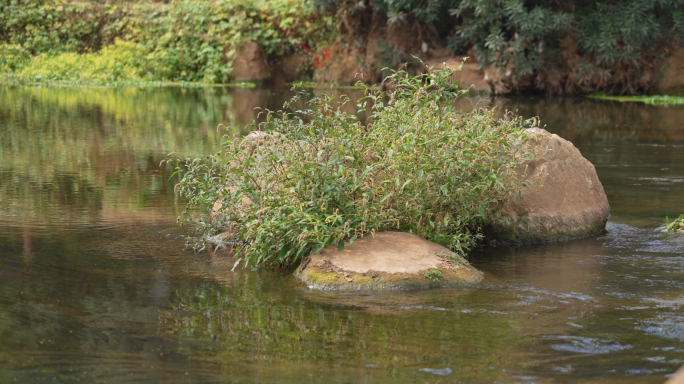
[280, 243, 291, 258]
[337, 240, 344, 251]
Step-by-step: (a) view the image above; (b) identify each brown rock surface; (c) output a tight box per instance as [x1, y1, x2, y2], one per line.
[657, 47, 684, 95]
[281, 51, 311, 81]
[665, 364, 684, 384]
[313, 46, 365, 85]
[295, 231, 484, 290]
[484, 128, 610, 243]
[232, 42, 269, 83]
[424, 57, 490, 92]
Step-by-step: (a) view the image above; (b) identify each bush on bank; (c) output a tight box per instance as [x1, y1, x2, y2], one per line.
[175, 65, 535, 268]
[315, 0, 684, 94]
[0, 0, 333, 84]
[2, 40, 152, 84]
[2, 0, 682, 93]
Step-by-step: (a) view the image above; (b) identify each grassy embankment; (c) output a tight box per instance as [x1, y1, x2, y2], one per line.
[0, 0, 333, 86]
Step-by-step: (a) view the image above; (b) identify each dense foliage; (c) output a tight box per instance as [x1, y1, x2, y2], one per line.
[315, 0, 684, 94]
[2, 0, 682, 91]
[0, 0, 333, 84]
[175, 66, 534, 268]
[663, 214, 684, 232]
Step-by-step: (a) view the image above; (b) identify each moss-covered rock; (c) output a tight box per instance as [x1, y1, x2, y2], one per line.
[294, 231, 484, 290]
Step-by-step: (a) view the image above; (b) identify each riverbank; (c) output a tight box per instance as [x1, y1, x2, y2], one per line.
[0, 0, 333, 85]
[2, 0, 684, 94]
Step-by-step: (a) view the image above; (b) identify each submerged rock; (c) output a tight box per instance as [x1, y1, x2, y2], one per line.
[484, 128, 610, 243]
[294, 231, 484, 290]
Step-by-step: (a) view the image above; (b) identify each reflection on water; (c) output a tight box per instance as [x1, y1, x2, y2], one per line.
[1, 85, 684, 383]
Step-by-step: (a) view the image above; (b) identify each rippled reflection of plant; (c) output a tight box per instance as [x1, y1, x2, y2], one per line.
[175, 62, 534, 268]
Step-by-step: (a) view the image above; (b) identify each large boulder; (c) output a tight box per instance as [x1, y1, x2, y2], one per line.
[232, 42, 269, 83]
[295, 231, 484, 290]
[484, 128, 610, 243]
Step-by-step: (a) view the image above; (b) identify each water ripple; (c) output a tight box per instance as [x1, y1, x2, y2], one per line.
[548, 336, 633, 354]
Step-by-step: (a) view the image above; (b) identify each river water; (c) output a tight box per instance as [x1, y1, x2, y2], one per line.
[1, 85, 683, 383]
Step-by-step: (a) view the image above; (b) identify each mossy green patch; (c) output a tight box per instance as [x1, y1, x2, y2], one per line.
[295, 260, 484, 291]
[304, 269, 342, 285]
[587, 93, 684, 106]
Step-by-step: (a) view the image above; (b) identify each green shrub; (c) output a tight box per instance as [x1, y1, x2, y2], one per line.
[13, 39, 150, 84]
[0, 44, 30, 74]
[0, 0, 334, 84]
[175, 64, 534, 268]
[315, 0, 684, 94]
[0, 0, 104, 54]
[449, 0, 571, 76]
[663, 214, 684, 232]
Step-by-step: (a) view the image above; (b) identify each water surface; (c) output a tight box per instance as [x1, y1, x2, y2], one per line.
[1, 85, 683, 383]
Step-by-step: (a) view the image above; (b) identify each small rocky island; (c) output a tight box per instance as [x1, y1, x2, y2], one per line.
[180, 69, 612, 291]
[297, 128, 611, 290]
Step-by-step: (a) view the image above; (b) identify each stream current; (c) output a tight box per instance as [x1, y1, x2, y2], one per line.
[0, 85, 683, 383]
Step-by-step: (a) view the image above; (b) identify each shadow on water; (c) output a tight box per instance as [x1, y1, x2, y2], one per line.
[1, 85, 684, 383]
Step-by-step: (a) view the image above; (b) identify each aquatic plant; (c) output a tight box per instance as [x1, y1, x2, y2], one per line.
[175, 64, 535, 268]
[424, 269, 443, 282]
[663, 214, 684, 233]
